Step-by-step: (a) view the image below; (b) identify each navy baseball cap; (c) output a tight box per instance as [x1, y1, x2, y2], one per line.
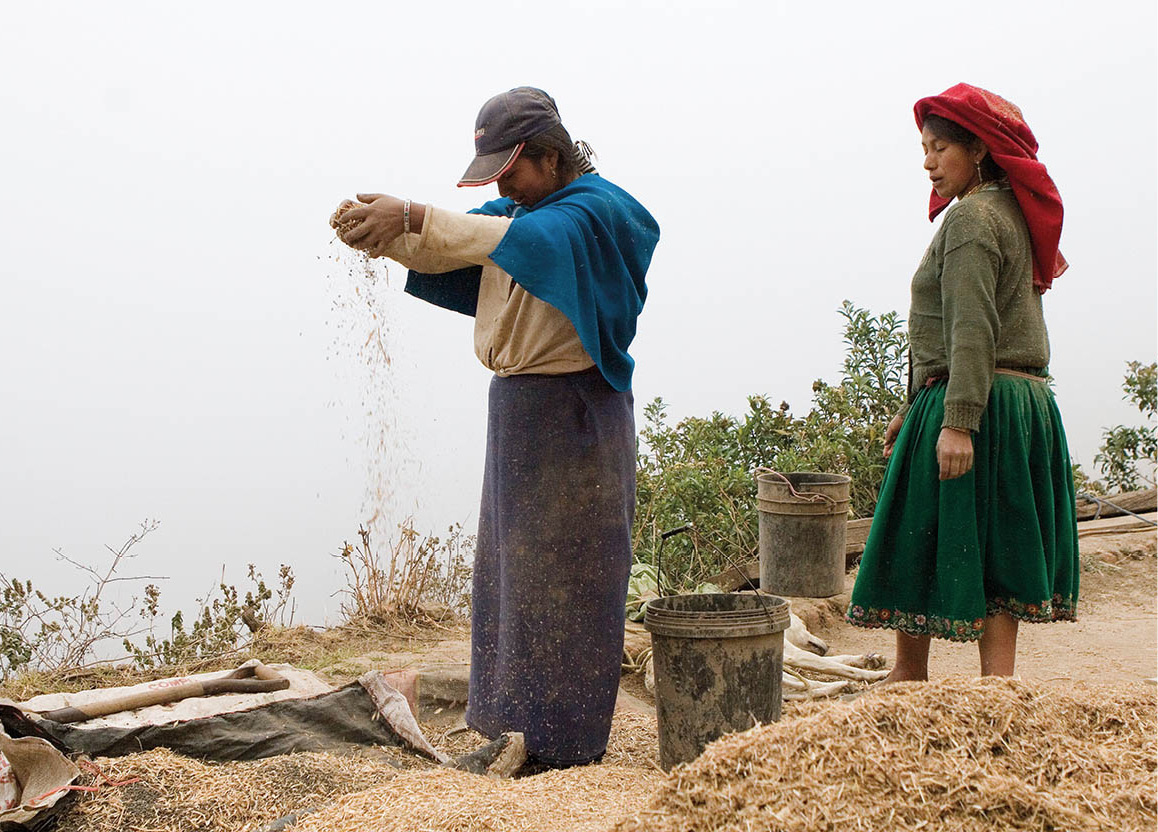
[458, 87, 562, 187]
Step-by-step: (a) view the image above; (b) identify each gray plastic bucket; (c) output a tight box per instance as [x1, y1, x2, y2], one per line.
[757, 470, 851, 598]
[643, 593, 789, 770]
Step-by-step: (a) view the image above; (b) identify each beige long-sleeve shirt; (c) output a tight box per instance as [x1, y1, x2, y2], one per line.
[380, 206, 594, 377]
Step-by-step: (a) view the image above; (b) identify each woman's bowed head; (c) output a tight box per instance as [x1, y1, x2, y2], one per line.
[329, 87, 593, 257]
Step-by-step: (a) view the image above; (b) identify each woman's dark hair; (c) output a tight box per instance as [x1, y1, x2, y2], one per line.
[922, 114, 1004, 182]
[520, 124, 596, 183]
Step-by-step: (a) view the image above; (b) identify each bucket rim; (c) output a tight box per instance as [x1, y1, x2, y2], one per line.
[755, 470, 852, 486]
[643, 592, 790, 638]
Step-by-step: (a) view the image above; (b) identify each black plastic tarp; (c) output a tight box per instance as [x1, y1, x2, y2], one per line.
[7, 683, 406, 762]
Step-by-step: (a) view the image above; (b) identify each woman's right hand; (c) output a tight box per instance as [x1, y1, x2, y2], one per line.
[936, 427, 974, 480]
[882, 412, 905, 459]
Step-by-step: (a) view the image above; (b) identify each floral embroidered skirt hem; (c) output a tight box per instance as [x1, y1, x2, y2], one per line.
[847, 375, 1080, 643]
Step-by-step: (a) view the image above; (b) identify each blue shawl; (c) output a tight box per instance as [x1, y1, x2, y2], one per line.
[403, 174, 660, 392]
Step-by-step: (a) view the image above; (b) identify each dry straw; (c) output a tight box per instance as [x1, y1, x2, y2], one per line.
[615, 677, 1157, 832]
[53, 747, 407, 832]
[290, 765, 663, 832]
[46, 680, 1154, 831]
[49, 709, 661, 831]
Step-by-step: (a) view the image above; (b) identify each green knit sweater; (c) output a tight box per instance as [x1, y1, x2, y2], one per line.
[907, 182, 1050, 432]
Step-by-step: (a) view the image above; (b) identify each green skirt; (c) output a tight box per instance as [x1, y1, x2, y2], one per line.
[847, 375, 1080, 642]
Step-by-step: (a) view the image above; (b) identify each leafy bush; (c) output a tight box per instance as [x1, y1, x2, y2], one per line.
[1, 521, 160, 680]
[774, 302, 908, 515]
[0, 519, 299, 679]
[1094, 361, 1157, 491]
[634, 301, 908, 589]
[1070, 462, 1105, 497]
[633, 395, 796, 591]
[126, 563, 296, 669]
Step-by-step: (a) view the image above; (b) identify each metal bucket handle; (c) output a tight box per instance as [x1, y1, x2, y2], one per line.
[753, 467, 837, 506]
[653, 523, 782, 632]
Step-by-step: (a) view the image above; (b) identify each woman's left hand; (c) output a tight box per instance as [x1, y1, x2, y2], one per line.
[936, 427, 974, 480]
[334, 193, 405, 254]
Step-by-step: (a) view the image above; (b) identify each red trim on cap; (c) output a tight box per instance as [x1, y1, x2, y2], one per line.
[457, 143, 524, 188]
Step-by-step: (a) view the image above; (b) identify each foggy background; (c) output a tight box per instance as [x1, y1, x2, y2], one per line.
[1, 0, 1154, 630]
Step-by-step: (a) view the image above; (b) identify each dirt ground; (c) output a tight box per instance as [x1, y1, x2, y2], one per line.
[319, 530, 1156, 711]
[837, 549, 1156, 686]
[5, 533, 1151, 832]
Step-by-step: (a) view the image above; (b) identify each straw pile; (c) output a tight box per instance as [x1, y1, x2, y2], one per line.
[50, 710, 661, 831]
[288, 710, 661, 831]
[54, 747, 405, 832]
[602, 709, 660, 768]
[615, 678, 1157, 832]
[290, 765, 663, 832]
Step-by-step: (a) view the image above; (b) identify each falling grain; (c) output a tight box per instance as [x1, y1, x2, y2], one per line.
[325, 214, 411, 538]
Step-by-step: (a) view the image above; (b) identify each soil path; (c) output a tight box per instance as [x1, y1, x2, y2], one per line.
[828, 551, 1156, 687]
[331, 535, 1156, 699]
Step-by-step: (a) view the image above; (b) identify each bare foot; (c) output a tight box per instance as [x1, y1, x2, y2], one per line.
[879, 669, 929, 685]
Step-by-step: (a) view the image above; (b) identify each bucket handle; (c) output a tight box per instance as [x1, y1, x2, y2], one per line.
[753, 467, 837, 506]
[653, 523, 782, 631]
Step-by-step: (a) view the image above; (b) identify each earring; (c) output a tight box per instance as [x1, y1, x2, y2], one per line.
[975, 161, 984, 184]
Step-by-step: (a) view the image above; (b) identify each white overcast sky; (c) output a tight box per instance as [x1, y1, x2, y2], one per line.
[1, 1, 1154, 627]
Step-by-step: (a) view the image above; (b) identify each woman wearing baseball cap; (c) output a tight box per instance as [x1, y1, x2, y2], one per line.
[332, 87, 660, 768]
[846, 83, 1078, 681]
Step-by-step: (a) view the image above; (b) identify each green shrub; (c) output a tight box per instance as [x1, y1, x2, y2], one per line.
[634, 301, 907, 589]
[1094, 361, 1157, 492]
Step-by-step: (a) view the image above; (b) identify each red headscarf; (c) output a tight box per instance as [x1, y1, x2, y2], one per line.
[914, 83, 1067, 292]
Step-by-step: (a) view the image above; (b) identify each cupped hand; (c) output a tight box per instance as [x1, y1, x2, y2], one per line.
[331, 193, 404, 254]
[883, 412, 905, 459]
[936, 427, 974, 480]
[329, 199, 359, 229]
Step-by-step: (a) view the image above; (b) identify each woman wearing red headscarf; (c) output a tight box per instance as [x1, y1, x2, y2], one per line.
[846, 84, 1079, 680]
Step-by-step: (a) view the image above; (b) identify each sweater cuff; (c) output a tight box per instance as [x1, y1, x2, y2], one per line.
[942, 402, 983, 433]
[419, 206, 510, 266]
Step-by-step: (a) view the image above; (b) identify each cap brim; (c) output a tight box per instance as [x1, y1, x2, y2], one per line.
[457, 143, 523, 187]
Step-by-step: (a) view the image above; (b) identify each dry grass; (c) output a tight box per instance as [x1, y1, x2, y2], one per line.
[422, 707, 660, 770]
[603, 709, 661, 769]
[335, 522, 473, 628]
[615, 677, 1157, 832]
[0, 620, 470, 701]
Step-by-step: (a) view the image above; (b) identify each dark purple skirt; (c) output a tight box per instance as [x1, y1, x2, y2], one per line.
[466, 368, 635, 765]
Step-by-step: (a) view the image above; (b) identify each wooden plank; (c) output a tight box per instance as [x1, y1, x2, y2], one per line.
[846, 517, 873, 549]
[705, 561, 760, 593]
[1075, 511, 1157, 536]
[845, 517, 873, 569]
[1075, 488, 1156, 522]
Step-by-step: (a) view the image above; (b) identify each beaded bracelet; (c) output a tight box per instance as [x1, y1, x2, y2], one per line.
[403, 199, 412, 234]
